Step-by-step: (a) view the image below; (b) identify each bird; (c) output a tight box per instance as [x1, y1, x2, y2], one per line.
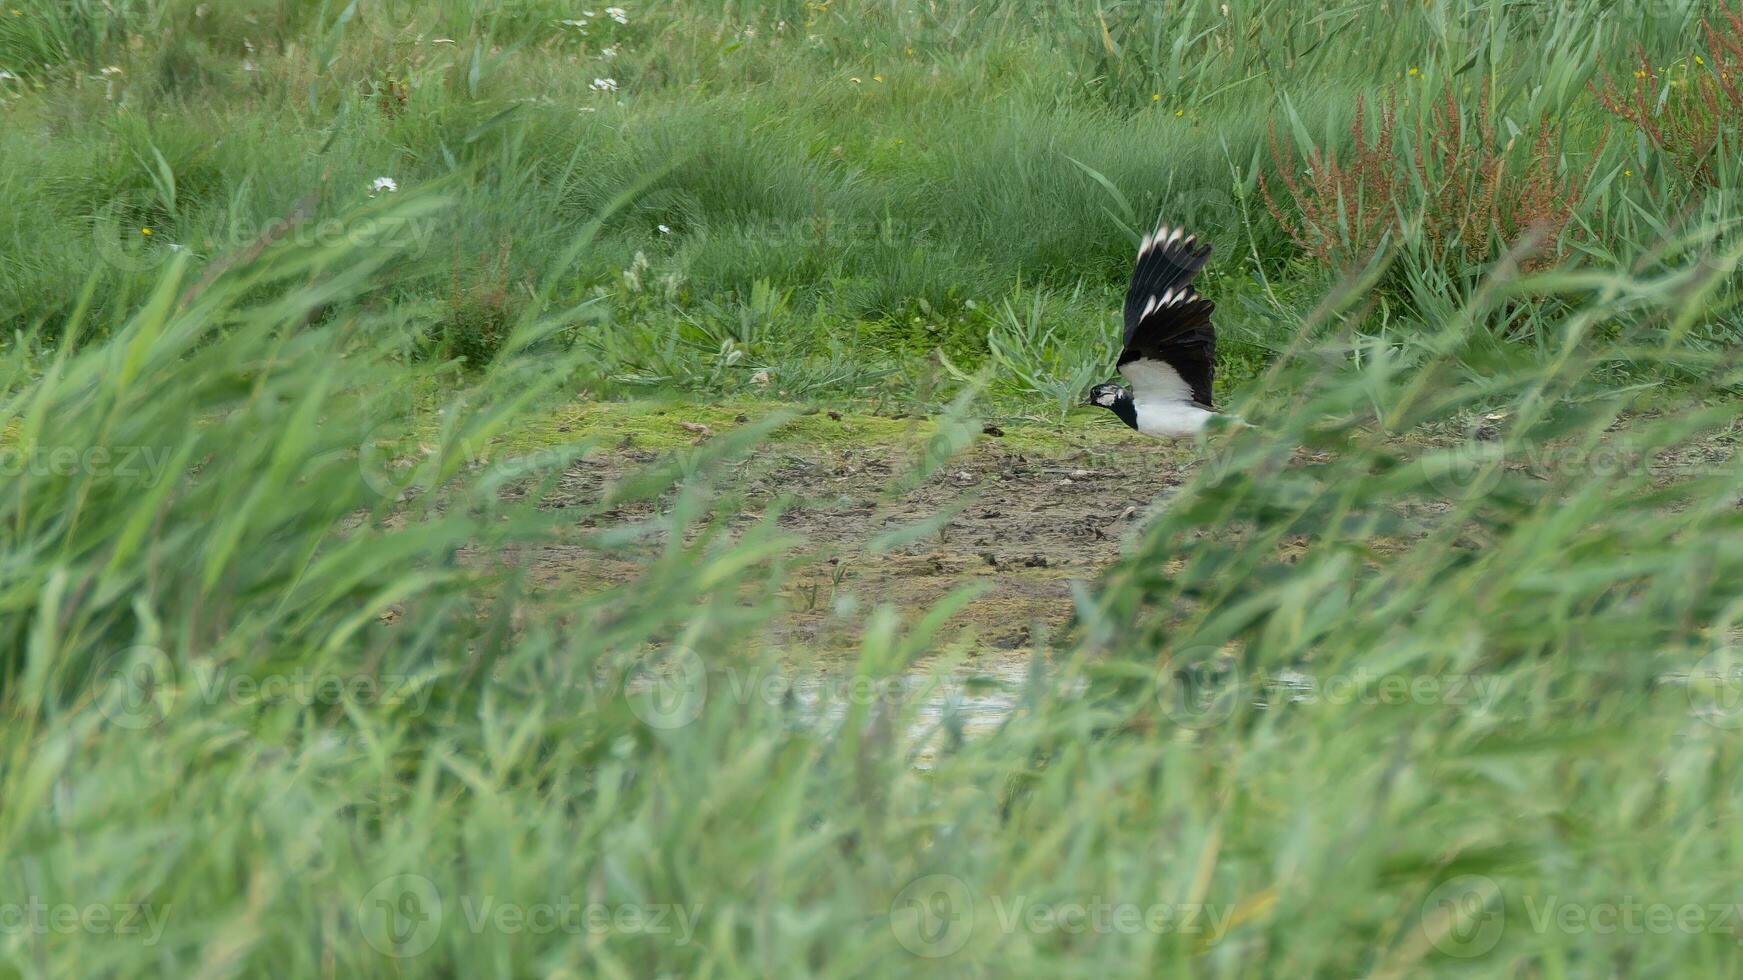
[1086, 223, 1219, 438]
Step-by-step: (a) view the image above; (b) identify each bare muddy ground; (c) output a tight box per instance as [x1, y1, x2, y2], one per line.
[470, 406, 1736, 758]
[526, 422, 1202, 654]
[481, 405, 1739, 662]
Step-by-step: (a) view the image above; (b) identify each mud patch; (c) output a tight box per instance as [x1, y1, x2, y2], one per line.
[525, 423, 1201, 653]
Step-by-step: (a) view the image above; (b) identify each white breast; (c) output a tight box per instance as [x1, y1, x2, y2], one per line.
[1118, 359, 1214, 438]
[1133, 400, 1214, 437]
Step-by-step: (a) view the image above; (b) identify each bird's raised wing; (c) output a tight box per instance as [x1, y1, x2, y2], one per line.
[1118, 289, 1216, 410]
[1123, 225, 1213, 345]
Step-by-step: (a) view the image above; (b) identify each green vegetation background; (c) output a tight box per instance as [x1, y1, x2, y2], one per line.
[1, 1, 1742, 976]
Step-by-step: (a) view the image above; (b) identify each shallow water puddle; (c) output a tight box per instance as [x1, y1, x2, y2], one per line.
[625, 655, 1046, 768]
[800, 659, 1027, 734]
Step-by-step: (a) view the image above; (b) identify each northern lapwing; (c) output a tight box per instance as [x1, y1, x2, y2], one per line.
[1086, 224, 1220, 438]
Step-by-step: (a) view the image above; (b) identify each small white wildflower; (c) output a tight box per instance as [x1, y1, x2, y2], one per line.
[657, 224, 671, 234]
[605, 6, 628, 24]
[621, 250, 651, 291]
[590, 77, 618, 92]
[371, 176, 399, 195]
[582, 8, 597, 15]
[0, 70, 16, 81]
[579, 106, 597, 113]
[742, 25, 755, 38]
[101, 65, 123, 76]
[559, 18, 589, 27]
[600, 44, 619, 58]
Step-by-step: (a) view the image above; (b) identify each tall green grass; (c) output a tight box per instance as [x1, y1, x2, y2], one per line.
[3, 0, 1738, 410]
[2, 166, 1742, 976]
[3, 4, 1743, 974]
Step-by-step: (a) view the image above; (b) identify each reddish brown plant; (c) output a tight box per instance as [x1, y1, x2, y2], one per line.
[1415, 87, 1603, 271]
[1264, 86, 1601, 273]
[1260, 94, 1400, 270]
[1591, 2, 1743, 183]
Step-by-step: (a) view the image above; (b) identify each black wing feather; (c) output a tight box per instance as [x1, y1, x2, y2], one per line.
[1118, 297, 1216, 409]
[1122, 225, 1213, 345]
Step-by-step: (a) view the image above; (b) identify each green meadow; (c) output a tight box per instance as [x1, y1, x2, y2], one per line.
[2, 0, 1742, 975]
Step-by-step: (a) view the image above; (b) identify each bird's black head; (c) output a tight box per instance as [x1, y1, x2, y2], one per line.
[1086, 383, 1138, 430]
[1087, 382, 1127, 409]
